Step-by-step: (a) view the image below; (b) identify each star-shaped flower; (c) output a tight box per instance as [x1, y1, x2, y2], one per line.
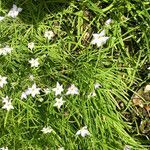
[76, 126, 90, 137]
[2, 97, 14, 111]
[52, 82, 64, 96]
[21, 92, 27, 100]
[8, 4, 22, 18]
[27, 83, 41, 97]
[29, 58, 39, 68]
[28, 42, 34, 50]
[44, 30, 55, 40]
[0, 75, 7, 88]
[2, 96, 10, 103]
[91, 30, 109, 47]
[66, 84, 79, 95]
[53, 97, 65, 109]
[94, 83, 101, 89]
[41, 126, 53, 134]
[3, 46, 12, 54]
[0, 46, 13, 55]
[0, 147, 8, 150]
[21, 89, 30, 100]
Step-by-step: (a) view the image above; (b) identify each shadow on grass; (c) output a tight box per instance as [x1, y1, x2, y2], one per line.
[1, 0, 71, 25]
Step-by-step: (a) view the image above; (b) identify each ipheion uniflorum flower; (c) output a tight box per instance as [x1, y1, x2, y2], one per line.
[91, 30, 109, 47]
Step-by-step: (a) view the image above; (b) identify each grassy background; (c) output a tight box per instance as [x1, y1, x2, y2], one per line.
[0, 0, 150, 149]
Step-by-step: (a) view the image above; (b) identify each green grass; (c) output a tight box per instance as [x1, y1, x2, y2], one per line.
[0, 0, 150, 149]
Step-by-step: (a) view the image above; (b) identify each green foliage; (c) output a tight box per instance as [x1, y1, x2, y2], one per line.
[0, 0, 149, 149]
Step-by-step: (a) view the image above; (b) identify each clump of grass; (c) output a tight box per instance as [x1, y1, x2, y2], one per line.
[0, 0, 149, 149]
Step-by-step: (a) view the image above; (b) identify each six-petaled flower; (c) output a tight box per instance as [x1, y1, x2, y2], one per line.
[0, 75, 7, 88]
[76, 126, 90, 137]
[53, 97, 65, 109]
[1, 96, 14, 111]
[8, 4, 22, 18]
[41, 126, 53, 134]
[27, 83, 41, 97]
[91, 30, 109, 47]
[29, 58, 39, 68]
[66, 84, 79, 95]
[52, 82, 64, 96]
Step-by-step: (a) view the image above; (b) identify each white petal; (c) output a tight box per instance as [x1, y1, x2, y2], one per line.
[21, 92, 27, 99]
[91, 39, 97, 45]
[96, 37, 109, 47]
[13, 4, 17, 9]
[99, 30, 106, 37]
[81, 130, 90, 137]
[105, 18, 112, 25]
[92, 34, 100, 39]
[76, 130, 81, 135]
[18, 8, 22, 12]
[0, 16, 5, 21]
[81, 131, 87, 137]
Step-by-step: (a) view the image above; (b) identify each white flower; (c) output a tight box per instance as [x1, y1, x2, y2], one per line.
[148, 66, 150, 70]
[44, 30, 55, 40]
[105, 18, 112, 25]
[2, 97, 14, 111]
[43, 88, 51, 95]
[88, 91, 96, 98]
[2, 101, 14, 111]
[76, 126, 90, 137]
[28, 42, 34, 50]
[0, 75, 7, 88]
[29, 74, 34, 81]
[52, 82, 64, 96]
[8, 4, 22, 18]
[2, 96, 10, 103]
[53, 97, 65, 109]
[25, 89, 31, 95]
[0, 46, 12, 55]
[91, 30, 109, 47]
[144, 85, 150, 93]
[21, 88, 32, 99]
[29, 58, 39, 68]
[41, 126, 53, 134]
[0, 147, 8, 150]
[94, 83, 101, 89]
[21, 92, 27, 99]
[66, 84, 79, 95]
[3, 46, 12, 55]
[27, 83, 41, 97]
[21, 91, 28, 99]
[0, 16, 5, 21]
